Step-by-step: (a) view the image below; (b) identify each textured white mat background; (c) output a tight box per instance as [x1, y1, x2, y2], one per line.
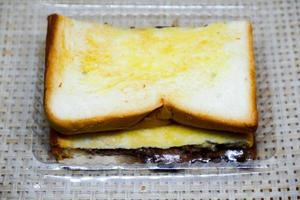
[0, 0, 300, 199]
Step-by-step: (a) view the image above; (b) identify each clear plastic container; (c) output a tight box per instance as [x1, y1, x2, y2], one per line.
[31, 0, 278, 172]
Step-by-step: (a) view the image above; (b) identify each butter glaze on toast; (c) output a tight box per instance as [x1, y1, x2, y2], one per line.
[45, 14, 257, 134]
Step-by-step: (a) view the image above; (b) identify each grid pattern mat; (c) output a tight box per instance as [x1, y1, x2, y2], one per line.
[0, 0, 300, 199]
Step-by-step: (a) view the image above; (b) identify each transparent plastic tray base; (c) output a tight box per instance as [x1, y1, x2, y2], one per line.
[31, 1, 278, 172]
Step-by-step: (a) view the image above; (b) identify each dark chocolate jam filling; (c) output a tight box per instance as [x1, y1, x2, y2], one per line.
[85, 144, 255, 164]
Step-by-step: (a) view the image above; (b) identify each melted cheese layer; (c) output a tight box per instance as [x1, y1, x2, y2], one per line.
[56, 125, 253, 149]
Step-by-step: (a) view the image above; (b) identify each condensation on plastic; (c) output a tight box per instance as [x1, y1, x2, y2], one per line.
[31, 0, 280, 173]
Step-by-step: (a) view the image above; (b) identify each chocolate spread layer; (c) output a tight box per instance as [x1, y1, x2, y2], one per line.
[82, 145, 255, 164]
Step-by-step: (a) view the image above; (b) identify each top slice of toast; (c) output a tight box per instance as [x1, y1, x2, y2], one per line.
[44, 14, 258, 135]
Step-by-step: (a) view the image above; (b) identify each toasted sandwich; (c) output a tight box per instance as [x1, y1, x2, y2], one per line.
[45, 14, 258, 164]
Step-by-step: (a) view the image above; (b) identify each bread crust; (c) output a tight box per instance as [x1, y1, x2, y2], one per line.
[247, 22, 259, 130]
[45, 15, 258, 134]
[169, 105, 257, 133]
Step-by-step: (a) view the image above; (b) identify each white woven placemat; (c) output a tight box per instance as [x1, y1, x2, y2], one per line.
[0, 0, 300, 199]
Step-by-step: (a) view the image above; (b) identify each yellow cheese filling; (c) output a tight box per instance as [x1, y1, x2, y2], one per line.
[56, 125, 253, 149]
